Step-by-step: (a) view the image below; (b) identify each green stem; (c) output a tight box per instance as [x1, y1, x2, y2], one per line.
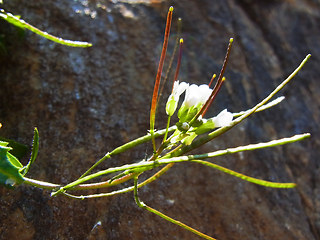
[162, 116, 171, 143]
[50, 133, 309, 196]
[193, 159, 296, 188]
[80, 126, 176, 178]
[0, 9, 92, 47]
[59, 163, 176, 199]
[232, 96, 285, 118]
[23, 177, 60, 190]
[133, 176, 217, 240]
[23, 172, 138, 191]
[161, 133, 310, 161]
[25, 133, 308, 197]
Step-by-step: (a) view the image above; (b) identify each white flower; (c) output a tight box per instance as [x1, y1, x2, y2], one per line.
[183, 84, 212, 108]
[166, 81, 189, 116]
[211, 109, 233, 127]
[173, 81, 189, 98]
[192, 109, 233, 135]
[177, 84, 213, 123]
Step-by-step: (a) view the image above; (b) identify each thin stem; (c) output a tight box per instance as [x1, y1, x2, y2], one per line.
[208, 73, 217, 88]
[25, 132, 308, 198]
[194, 160, 296, 188]
[201, 38, 234, 117]
[150, 6, 174, 152]
[53, 163, 176, 199]
[133, 176, 217, 240]
[232, 96, 285, 118]
[172, 38, 184, 90]
[49, 132, 309, 196]
[158, 18, 182, 103]
[139, 162, 175, 187]
[162, 116, 171, 143]
[23, 177, 60, 190]
[39, 129, 306, 198]
[160, 133, 310, 161]
[23, 174, 138, 191]
[80, 131, 307, 192]
[24, 128, 309, 193]
[162, 38, 183, 144]
[0, 9, 92, 47]
[79, 126, 176, 178]
[133, 176, 145, 207]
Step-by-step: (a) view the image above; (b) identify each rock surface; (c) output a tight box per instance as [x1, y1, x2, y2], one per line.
[0, 0, 319, 239]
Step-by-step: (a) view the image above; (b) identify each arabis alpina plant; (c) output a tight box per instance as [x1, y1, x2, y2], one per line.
[0, 6, 311, 240]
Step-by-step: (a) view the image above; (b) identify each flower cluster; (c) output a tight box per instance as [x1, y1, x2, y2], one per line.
[165, 80, 233, 145]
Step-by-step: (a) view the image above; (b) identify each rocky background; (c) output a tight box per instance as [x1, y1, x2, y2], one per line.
[0, 0, 319, 239]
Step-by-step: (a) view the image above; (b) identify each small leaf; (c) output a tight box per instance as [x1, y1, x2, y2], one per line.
[0, 140, 23, 168]
[0, 145, 24, 188]
[0, 141, 8, 147]
[7, 148, 23, 168]
[0, 137, 29, 159]
[21, 128, 39, 176]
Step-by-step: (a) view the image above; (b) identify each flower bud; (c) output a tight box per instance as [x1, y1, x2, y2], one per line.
[165, 81, 189, 116]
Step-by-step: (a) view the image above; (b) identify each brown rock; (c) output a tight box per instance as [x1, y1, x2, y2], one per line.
[0, 0, 319, 239]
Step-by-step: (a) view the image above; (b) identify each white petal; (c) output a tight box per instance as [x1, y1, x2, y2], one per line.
[166, 81, 189, 116]
[176, 82, 189, 96]
[172, 80, 180, 93]
[212, 109, 233, 127]
[183, 84, 200, 107]
[198, 84, 212, 104]
[172, 81, 188, 99]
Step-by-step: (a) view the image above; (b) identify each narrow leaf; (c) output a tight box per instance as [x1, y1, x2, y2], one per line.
[21, 128, 39, 176]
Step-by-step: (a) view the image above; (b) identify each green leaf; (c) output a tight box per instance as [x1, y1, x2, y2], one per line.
[0, 141, 8, 147]
[21, 128, 39, 176]
[0, 137, 29, 159]
[0, 145, 25, 188]
[192, 119, 215, 135]
[0, 141, 23, 169]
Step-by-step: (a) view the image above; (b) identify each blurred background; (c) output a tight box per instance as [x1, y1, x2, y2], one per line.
[0, 0, 319, 239]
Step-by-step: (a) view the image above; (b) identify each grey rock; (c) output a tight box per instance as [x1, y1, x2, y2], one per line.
[0, 0, 319, 239]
